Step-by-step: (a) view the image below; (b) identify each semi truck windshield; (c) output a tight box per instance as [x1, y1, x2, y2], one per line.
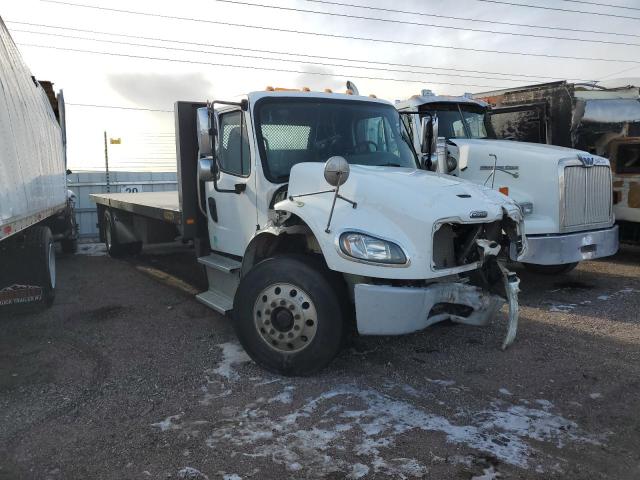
[255, 98, 418, 183]
[420, 103, 492, 140]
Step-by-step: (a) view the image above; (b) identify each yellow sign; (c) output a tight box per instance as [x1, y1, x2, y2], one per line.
[110, 138, 122, 144]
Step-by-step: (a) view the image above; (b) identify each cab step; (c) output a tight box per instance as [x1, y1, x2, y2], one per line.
[196, 289, 234, 315]
[197, 252, 242, 273]
[196, 252, 241, 315]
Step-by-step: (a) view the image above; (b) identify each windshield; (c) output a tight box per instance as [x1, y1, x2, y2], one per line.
[254, 98, 418, 183]
[421, 103, 492, 140]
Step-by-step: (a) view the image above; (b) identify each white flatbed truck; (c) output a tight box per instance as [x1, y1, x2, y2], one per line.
[0, 18, 77, 310]
[92, 89, 526, 375]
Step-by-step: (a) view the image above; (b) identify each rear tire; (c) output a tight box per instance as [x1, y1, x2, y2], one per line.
[233, 254, 345, 376]
[523, 262, 579, 275]
[25, 226, 56, 307]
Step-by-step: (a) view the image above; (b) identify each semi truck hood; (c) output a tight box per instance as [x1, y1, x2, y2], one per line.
[449, 138, 589, 164]
[276, 163, 523, 280]
[285, 163, 520, 224]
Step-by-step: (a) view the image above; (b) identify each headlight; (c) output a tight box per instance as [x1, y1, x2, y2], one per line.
[518, 202, 533, 216]
[339, 232, 407, 265]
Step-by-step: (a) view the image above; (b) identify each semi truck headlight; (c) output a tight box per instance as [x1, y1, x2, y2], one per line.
[518, 202, 533, 216]
[339, 232, 407, 264]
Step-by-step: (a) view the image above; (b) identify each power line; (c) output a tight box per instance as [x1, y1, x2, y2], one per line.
[560, 0, 640, 11]
[304, 0, 640, 38]
[12, 28, 564, 85]
[8, 20, 581, 82]
[67, 102, 173, 112]
[213, 0, 640, 47]
[475, 0, 640, 20]
[39, 0, 640, 64]
[17, 43, 514, 88]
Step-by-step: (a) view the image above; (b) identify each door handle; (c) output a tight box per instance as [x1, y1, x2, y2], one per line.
[207, 197, 218, 222]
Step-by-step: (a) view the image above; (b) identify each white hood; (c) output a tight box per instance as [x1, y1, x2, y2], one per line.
[276, 163, 522, 280]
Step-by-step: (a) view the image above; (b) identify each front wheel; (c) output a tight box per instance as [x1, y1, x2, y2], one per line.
[523, 262, 579, 275]
[233, 255, 345, 376]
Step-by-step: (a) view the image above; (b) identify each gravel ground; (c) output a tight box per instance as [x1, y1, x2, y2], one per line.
[0, 244, 639, 480]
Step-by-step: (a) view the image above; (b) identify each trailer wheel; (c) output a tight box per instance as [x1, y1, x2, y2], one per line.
[523, 262, 579, 275]
[103, 210, 127, 257]
[233, 254, 345, 376]
[25, 226, 56, 307]
[61, 205, 78, 254]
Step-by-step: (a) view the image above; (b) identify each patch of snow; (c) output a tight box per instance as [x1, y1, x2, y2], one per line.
[472, 466, 500, 480]
[347, 463, 370, 479]
[589, 393, 602, 400]
[203, 383, 598, 474]
[151, 413, 183, 432]
[535, 399, 553, 410]
[211, 342, 251, 381]
[268, 386, 296, 404]
[549, 304, 577, 313]
[427, 378, 456, 386]
[222, 475, 242, 480]
[76, 243, 107, 256]
[499, 388, 512, 396]
[177, 467, 209, 480]
[597, 295, 610, 301]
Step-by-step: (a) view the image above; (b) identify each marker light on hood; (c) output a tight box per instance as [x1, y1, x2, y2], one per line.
[339, 232, 407, 265]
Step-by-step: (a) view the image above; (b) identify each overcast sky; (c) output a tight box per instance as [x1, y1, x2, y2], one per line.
[3, 0, 639, 171]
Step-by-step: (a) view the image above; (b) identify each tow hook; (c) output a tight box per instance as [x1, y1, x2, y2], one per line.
[500, 266, 521, 350]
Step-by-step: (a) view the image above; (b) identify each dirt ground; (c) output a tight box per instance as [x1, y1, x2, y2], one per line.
[1, 243, 639, 480]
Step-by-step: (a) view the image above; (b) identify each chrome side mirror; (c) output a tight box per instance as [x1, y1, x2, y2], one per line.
[324, 156, 350, 186]
[420, 115, 438, 155]
[198, 156, 215, 182]
[196, 107, 212, 156]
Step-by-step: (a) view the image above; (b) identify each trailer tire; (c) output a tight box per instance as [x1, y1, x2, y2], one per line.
[233, 254, 345, 376]
[61, 208, 78, 254]
[103, 210, 127, 257]
[25, 226, 56, 307]
[523, 262, 579, 275]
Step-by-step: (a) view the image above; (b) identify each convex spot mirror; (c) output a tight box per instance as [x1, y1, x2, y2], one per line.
[198, 157, 215, 182]
[324, 156, 350, 187]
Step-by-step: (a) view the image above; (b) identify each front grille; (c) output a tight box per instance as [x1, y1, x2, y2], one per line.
[562, 165, 611, 228]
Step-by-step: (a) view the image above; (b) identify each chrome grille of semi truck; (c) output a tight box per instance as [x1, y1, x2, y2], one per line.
[562, 165, 611, 228]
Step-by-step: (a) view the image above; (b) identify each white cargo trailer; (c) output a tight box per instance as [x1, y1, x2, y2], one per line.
[0, 18, 76, 309]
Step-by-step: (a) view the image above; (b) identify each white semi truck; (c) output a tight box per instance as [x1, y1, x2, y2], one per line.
[92, 88, 525, 375]
[0, 18, 77, 310]
[396, 91, 619, 274]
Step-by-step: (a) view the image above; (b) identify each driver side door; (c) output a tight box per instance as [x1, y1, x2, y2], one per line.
[205, 109, 257, 257]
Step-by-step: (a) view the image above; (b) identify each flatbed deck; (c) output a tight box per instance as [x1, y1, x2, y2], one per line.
[90, 191, 181, 225]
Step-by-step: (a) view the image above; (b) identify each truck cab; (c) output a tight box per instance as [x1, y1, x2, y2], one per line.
[188, 89, 525, 374]
[396, 91, 619, 274]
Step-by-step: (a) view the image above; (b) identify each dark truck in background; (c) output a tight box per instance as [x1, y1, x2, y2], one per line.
[475, 80, 640, 244]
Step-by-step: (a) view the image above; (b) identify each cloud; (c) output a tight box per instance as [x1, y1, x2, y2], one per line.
[107, 72, 215, 107]
[294, 64, 345, 93]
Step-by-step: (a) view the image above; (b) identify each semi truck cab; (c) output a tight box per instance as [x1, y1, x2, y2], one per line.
[94, 88, 527, 375]
[396, 91, 619, 274]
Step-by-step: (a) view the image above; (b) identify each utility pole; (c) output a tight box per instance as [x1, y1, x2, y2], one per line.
[103, 130, 110, 193]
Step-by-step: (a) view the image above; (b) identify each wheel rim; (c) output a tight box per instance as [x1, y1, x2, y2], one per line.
[48, 242, 56, 289]
[253, 283, 318, 353]
[105, 217, 112, 251]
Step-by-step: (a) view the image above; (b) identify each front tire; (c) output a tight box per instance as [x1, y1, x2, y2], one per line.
[523, 262, 579, 275]
[233, 255, 345, 376]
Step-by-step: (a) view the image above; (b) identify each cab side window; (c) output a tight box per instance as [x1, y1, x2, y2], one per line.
[218, 110, 250, 176]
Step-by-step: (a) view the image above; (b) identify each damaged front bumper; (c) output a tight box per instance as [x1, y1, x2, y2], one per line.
[354, 268, 521, 349]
